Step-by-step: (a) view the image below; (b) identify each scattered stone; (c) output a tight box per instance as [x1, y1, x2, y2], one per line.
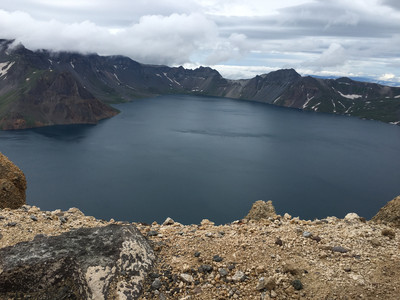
[162, 217, 175, 226]
[59, 216, 67, 224]
[180, 273, 194, 284]
[228, 264, 236, 270]
[275, 237, 283, 246]
[194, 251, 201, 257]
[218, 268, 228, 277]
[213, 255, 223, 262]
[147, 230, 159, 237]
[232, 270, 246, 282]
[6, 222, 16, 227]
[311, 235, 321, 242]
[0, 216, 5, 220]
[29, 215, 38, 221]
[302, 231, 312, 238]
[205, 232, 214, 238]
[270, 290, 277, 298]
[344, 267, 352, 272]
[244, 200, 277, 221]
[331, 246, 349, 253]
[381, 228, 396, 239]
[0, 152, 27, 209]
[291, 279, 303, 290]
[198, 264, 213, 273]
[152, 278, 163, 290]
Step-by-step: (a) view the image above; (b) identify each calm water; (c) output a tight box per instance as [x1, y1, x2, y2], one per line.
[1, 95, 399, 224]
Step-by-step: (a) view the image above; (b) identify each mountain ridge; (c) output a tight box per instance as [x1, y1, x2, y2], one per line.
[1, 39, 400, 129]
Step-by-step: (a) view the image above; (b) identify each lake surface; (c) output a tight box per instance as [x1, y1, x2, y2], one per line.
[1, 95, 399, 224]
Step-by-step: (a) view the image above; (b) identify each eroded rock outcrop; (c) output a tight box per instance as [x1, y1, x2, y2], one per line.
[371, 195, 400, 228]
[244, 200, 277, 220]
[0, 152, 26, 209]
[0, 224, 155, 299]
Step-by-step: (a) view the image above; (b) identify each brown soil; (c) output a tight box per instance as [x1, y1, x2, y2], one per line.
[0, 206, 399, 300]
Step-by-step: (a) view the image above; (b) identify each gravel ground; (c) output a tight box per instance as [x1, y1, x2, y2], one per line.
[0, 205, 399, 300]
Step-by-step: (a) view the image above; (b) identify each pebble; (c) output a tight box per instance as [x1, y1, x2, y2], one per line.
[213, 255, 223, 262]
[270, 290, 277, 298]
[331, 246, 349, 253]
[6, 222, 17, 227]
[151, 278, 162, 290]
[232, 270, 246, 282]
[198, 264, 213, 273]
[218, 268, 228, 277]
[194, 251, 201, 257]
[147, 230, 159, 237]
[275, 237, 283, 246]
[180, 273, 194, 283]
[303, 231, 312, 238]
[291, 279, 303, 290]
[59, 216, 67, 224]
[30, 215, 38, 221]
[0, 216, 5, 220]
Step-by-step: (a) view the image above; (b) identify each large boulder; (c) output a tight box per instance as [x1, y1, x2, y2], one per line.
[0, 152, 26, 209]
[371, 196, 400, 228]
[0, 224, 155, 299]
[244, 200, 277, 220]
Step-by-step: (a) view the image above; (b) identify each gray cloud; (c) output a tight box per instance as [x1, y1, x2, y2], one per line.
[0, 0, 399, 82]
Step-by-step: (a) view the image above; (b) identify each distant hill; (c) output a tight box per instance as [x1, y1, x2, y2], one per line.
[1, 39, 399, 129]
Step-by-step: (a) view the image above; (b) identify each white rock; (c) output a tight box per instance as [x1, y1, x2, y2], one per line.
[344, 213, 361, 223]
[232, 270, 246, 282]
[180, 273, 194, 283]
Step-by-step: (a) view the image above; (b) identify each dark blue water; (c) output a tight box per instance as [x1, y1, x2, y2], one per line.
[1, 95, 399, 224]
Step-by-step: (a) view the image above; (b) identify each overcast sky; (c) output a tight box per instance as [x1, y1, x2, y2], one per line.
[0, 0, 399, 82]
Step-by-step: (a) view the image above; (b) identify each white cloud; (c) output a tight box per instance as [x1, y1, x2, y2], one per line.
[301, 43, 348, 69]
[379, 73, 395, 81]
[0, 10, 217, 65]
[0, 0, 399, 80]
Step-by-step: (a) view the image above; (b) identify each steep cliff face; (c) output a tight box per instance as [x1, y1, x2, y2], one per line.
[0, 41, 118, 130]
[1, 39, 400, 130]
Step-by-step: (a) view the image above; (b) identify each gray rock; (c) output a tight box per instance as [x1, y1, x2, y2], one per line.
[147, 230, 159, 237]
[194, 251, 201, 257]
[198, 264, 213, 273]
[0, 224, 155, 299]
[331, 246, 349, 253]
[213, 255, 223, 262]
[6, 222, 16, 227]
[218, 268, 228, 277]
[291, 279, 303, 290]
[59, 216, 67, 224]
[151, 278, 162, 290]
[29, 215, 38, 221]
[302, 231, 312, 238]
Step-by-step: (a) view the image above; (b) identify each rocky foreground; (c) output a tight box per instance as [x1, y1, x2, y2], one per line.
[0, 199, 399, 300]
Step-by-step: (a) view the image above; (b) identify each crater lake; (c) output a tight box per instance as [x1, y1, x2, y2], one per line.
[1, 95, 399, 224]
